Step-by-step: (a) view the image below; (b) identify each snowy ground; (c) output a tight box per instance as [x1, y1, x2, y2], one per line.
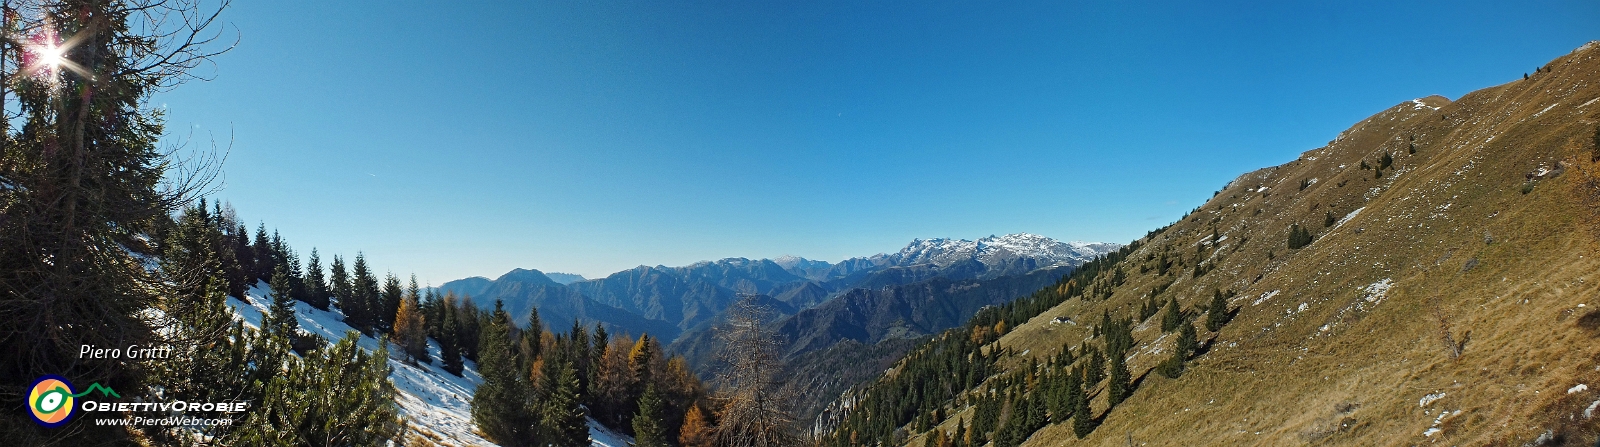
[229, 283, 631, 447]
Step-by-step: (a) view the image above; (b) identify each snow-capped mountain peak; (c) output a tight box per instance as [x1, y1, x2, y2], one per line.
[880, 233, 1120, 269]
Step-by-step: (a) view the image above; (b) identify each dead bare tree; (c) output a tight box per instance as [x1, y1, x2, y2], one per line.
[713, 295, 798, 447]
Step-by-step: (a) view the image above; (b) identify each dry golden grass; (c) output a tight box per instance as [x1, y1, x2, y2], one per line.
[903, 42, 1600, 447]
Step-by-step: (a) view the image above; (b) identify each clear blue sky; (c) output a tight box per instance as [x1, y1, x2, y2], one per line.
[155, 0, 1598, 283]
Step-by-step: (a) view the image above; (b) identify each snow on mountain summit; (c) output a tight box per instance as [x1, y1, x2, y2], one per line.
[883, 233, 1120, 269]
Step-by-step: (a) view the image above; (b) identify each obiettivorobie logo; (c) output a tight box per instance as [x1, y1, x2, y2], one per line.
[27, 375, 249, 428]
[27, 375, 117, 427]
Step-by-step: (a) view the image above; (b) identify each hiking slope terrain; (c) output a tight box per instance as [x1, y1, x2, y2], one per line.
[847, 41, 1600, 447]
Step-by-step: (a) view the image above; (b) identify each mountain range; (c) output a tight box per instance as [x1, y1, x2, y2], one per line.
[438, 233, 1121, 346]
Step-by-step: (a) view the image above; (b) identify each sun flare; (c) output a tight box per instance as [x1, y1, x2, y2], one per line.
[35, 44, 63, 72]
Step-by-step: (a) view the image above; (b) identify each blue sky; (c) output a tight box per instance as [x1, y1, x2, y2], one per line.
[155, 0, 1598, 283]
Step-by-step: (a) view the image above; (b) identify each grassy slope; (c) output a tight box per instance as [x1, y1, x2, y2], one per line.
[907, 41, 1600, 447]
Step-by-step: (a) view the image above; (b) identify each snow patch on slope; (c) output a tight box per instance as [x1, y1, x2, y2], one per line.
[231, 283, 627, 446]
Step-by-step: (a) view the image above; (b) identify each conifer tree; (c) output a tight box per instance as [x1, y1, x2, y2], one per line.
[1324, 211, 1336, 228]
[520, 307, 546, 375]
[253, 224, 274, 282]
[713, 298, 796, 447]
[458, 296, 484, 361]
[1161, 297, 1182, 333]
[570, 320, 593, 395]
[679, 405, 714, 447]
[1107, 346, 1131, 408]
[472, 301, 537, 446]
[229, 333, 400, 446]
[423, 288, 444, 338]
[351, 254, 380, 334]
[330, 254, 352, 313]
[305, 248, 330, 310]
[542, 356, 590, 447]
[1084, 347, 1106, 386]
[380, 273, 404, 334]
[1287, 224, 1313, 249]
[633, 384, 668, 447]
[1206, 289, 1231, 332]
[440, 297, 465, 376]
[1070, 373, 1094, 438]
[264, 265, 300, 339]
[394, 287, 429, 364]
[236, 223, 258, 289]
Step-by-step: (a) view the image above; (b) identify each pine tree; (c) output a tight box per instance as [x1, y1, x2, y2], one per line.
[542, 356, 591, 447]
[229, 333, 400, 446]
[1324, 211, 1336, 228]
[1206, 289, 1231, 332]
[394, 287, 429, 364]
[472, 301, 537, 446]
[305, 248, 330, 310]
[632, 384, 668, 447]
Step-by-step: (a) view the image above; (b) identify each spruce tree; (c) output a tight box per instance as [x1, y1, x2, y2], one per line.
[440, 300, 465, 376]
[542, 356, 591, 447]
[1206, 289, 1231, 332]
[1161, 297, 1182, 333]
[253, 224, 274, 282]
[458, 296, 483, 361]
[305, 248, 330, 310]
[472, 301, 537, 446]
[264, 265, 300, 339]
[380, 273, 404, 334]
[1070, 373, 1094, 438]
[351, 254, 380, 334]
[1287, 224, 1313, 249]
[236, 223, 258, 289]
[1107, 347, 1131, 408]
[1084, 347, 1106, 386]
[632, 384, 668, 447]
[330, 254, 352, 313]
